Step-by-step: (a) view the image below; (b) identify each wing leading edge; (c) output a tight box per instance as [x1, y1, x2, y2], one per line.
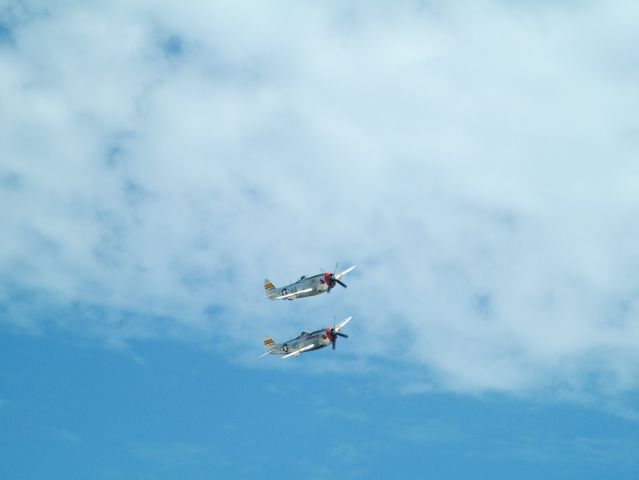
[335, 316, 352, 332]
[270, 288, 313, 300]
[281, 344, 315, 359]
[335, 266, 356, 280]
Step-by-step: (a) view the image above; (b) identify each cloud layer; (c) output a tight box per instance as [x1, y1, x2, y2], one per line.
[1, 0, 639, 400]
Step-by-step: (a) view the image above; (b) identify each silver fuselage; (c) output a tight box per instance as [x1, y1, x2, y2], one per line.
[273, 274, 330, 300]
[268, 328, 332, 355]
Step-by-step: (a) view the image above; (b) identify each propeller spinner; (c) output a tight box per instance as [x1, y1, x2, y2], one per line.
[326, 326, 349, 350]
[324, 272, 347, 292]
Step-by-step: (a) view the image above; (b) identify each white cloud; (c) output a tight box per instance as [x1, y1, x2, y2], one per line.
[1, 1, 639, 402]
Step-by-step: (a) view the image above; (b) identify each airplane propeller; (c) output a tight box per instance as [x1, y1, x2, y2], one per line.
[320, 262, 352, 293]
[328, 326, 349, 350]
[327, 272, 347, 291]
[325, 262, 347, 292]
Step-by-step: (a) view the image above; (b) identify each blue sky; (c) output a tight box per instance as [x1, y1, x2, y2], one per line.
[2, 0, 639, 478]
[2, 332, 639, 479]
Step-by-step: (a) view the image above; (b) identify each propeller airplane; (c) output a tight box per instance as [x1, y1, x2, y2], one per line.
[262, 265, 356, 301]
[259, 316, 352, 359]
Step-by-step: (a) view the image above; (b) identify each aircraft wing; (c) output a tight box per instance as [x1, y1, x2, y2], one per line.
[335, 316, 352, 332]
[270, 288, 313, 300]
[335, 265, 356, 280]
[281, 344, 315, 359]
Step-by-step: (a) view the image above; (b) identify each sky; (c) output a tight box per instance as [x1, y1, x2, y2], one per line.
[1, 0, 639, 478]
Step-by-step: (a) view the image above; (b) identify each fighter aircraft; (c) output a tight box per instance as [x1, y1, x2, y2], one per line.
[262, 265, 356, 301]
[259, 316, 352, 359]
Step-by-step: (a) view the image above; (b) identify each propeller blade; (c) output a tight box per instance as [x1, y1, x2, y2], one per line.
[332, 341, 336, 350]
[336, 332, 348, 338]
[335, 278, 347, 288]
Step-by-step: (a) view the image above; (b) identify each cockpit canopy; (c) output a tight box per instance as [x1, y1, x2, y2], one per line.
[299, 275, 306, 281]
[300, 330, 310, 337]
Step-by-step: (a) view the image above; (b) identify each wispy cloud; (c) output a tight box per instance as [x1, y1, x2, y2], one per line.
[390, 418, 462, 444]
[1, 1, 639, 406]
[317, 405, 369, 424]
[470, 433, 639, 467]
[35, 424, 81, 443]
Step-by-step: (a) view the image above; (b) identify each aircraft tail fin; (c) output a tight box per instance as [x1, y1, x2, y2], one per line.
[262, 337, 277, 354]
[264, 279, 277, 297]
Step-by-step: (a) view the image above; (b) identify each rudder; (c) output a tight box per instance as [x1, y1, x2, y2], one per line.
[264, 337, 276, 351]
[258, 336, 277, 358]
[264, 279, 277, 296]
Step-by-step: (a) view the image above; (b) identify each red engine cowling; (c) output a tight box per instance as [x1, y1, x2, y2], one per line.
[325, 328, 335, 343]
[323, 272, 336, 290]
